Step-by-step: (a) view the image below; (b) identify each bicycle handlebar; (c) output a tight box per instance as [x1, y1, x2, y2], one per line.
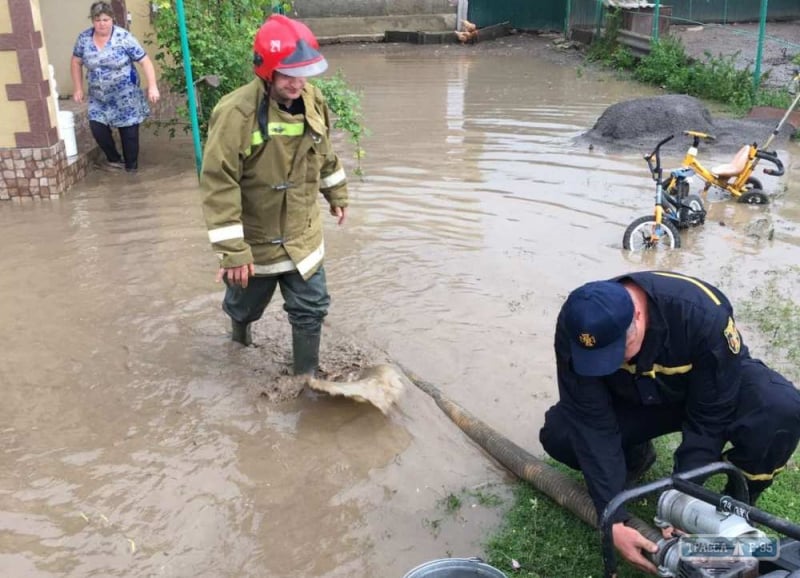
[757, 149, 784, 177]
[644, 134, 674, 178]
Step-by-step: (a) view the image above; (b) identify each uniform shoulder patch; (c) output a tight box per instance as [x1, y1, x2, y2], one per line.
[723, 316, 741, 355]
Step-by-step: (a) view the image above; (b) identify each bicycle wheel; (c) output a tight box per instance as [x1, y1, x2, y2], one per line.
[737, 189, 769, 205]
[623, 216, 681, 250]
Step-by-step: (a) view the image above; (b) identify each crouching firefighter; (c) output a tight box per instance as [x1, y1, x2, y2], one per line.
[538, 271, 800, 575]
[200, 15, 348, 375]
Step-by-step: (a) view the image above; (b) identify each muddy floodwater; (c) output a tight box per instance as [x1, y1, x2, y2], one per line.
[1, 36, 798, 577]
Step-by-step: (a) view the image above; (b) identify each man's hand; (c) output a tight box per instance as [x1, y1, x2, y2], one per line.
[330, 206, 347, 225]
[612, 522, 659, 575]
[215, 263, 255, 288]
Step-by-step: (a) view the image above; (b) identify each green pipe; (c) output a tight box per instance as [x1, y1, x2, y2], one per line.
[594, 0, 603, 41]
[175, 0, 203, 177]
[753, 0, 769, 91]
[564, 0, 571, 39]
[652, 0, 661, 43]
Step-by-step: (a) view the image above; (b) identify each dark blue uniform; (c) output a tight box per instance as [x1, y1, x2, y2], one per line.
[539, 271, 800, 523]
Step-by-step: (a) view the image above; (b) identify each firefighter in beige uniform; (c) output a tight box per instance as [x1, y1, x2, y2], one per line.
[200, 15, 348, 375]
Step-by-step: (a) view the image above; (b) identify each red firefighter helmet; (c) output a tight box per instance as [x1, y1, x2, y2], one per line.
[252, 15, 328, 82]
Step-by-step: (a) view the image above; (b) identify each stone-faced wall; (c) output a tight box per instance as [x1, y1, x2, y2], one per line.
[0, 0, 76, 200]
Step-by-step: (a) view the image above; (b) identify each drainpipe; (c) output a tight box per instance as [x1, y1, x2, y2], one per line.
[753, 0, 768, 92]
[175, 0, 204, 178]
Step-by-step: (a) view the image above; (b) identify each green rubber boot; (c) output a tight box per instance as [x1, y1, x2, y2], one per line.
[231, 320, 252, 346]
[292, 328, 321, 376]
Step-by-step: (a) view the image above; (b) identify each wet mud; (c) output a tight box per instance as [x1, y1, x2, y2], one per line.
[1, 33, 799, 578]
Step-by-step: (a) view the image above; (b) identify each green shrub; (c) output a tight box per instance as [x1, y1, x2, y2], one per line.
[586, 26, 797, 113]
[148, 0, 265, 136]
[147, 0, 367, 161]
[586, 8, 625, 67]
[312, 72, 369, 176]
[634, 36, 690, 87]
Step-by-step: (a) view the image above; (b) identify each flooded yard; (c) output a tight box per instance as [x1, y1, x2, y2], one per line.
[1, 34, 798, 577]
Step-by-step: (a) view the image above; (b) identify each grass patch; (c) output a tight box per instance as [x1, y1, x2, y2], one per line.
[421, 484, 505, 540]
[433, 484, 505, 517]
[736, 267, 800, 380]
[585, 13, 795, 114]
[485, 270, 800, 576]
[486, 443, 800, 577]
[485, 438, 676, 578]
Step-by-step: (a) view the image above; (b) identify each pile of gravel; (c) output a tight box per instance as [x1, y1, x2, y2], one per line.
[580, 94, 790, 153]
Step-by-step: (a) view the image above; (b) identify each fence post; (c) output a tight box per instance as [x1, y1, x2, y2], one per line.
[753, 0, 768, 91]
[175, 0, 203, 177]
[564, 0, 571, 39]
[594, 0, 603, 39]
[652, 0, 661, 43]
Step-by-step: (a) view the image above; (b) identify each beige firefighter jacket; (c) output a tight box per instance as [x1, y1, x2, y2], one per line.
[200, 78, 348, 280]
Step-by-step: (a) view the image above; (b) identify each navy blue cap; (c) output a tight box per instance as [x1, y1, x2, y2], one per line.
[563, 281, 634, 377]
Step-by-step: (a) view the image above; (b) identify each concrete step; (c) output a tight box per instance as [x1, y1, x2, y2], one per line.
[300, 13, 457, 41]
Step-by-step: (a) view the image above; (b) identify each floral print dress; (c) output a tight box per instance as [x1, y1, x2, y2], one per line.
[72, 25, 150, 128]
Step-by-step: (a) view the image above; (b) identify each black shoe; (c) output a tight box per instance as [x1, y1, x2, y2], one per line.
[625, 441, 657, 486]
[231, 320, 252, 346]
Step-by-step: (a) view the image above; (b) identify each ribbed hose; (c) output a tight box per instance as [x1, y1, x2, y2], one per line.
[401, 364, 661, 544]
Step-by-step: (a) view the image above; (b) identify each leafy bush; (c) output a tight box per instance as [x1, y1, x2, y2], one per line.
[634, 36, 690, 87]
[313, 72, 369, 175]
[148, 0, 266, 136]
[586, 22, 796, 113]
[147, 0, 367, 162]
[586, 8, 625, 66]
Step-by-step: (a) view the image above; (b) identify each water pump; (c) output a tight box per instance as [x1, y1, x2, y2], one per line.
[599, 462, 800, 578]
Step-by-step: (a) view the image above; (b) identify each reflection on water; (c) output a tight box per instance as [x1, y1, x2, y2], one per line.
[0, 37, 797, 578]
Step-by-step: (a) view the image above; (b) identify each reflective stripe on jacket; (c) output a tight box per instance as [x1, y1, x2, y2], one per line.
[200, 79, 348, 279]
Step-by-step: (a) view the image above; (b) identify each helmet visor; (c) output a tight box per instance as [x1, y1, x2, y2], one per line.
[276, 39, 328, 78]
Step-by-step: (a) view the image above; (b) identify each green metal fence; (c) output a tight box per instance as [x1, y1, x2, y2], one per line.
[466, 0, 800, 32]
[670, 0, 798, 24]
[467, 1, 566, 31]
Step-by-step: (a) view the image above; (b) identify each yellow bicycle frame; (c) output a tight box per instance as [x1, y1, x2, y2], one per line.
[678, 131, 758, 199]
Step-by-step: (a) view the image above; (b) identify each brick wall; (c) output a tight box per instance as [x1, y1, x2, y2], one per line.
[0, 104, 100, 200]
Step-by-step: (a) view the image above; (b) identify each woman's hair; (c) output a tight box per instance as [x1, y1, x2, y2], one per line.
[89, 1, 114, 19]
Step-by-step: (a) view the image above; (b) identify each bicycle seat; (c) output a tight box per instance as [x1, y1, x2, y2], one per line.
[711, 144, 750, 178]
[683, 130, 716, 141]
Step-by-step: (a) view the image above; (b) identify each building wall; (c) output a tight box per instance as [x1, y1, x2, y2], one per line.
[0, 0, 94, 199]
[0, 0, 58, 149]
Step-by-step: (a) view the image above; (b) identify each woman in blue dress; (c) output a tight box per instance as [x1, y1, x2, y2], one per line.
[70, 1, 160, 173]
